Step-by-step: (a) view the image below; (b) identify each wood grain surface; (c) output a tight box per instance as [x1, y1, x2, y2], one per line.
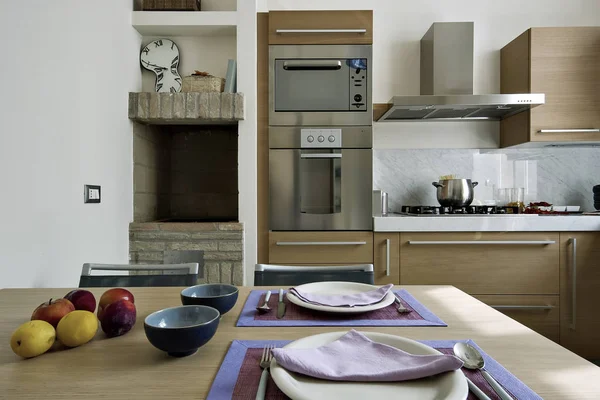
[1, 286, 599, 399]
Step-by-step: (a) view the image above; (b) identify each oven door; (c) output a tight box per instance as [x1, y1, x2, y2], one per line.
[269, 148, 372, 230]
[269, 44, 372, 126]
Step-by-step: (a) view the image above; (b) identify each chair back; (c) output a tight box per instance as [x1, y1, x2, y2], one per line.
[254, 264, 374, 286]
[79, 263, 199, 288]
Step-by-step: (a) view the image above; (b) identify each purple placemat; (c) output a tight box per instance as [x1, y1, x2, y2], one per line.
[207, 339, 542, 400]
[236, 289, 446, 327]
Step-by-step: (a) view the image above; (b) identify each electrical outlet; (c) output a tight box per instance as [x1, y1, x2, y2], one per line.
[84, 185, 101, 203]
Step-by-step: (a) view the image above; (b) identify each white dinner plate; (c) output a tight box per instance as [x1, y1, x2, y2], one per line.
[270, 331, 468, 400]
[286, 281, 395, 314]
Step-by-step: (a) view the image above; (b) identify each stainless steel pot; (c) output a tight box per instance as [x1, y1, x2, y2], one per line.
[432, 179, 479, 207]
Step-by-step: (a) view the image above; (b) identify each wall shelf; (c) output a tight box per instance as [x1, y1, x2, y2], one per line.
[132, 11, 237, 37]
[128, 92, 244, 125]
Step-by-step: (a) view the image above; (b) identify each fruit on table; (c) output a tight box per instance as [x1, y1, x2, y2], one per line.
[98, 288, 134, 320]
[100, 299, 136, 338]
[31, 298, 75, 328]
[10, 320, 56, 358]
[64, 289, 97, 313]
[56, 310, 98, 347]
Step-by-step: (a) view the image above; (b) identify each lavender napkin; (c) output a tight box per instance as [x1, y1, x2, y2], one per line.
[272, 330, 464, 382]
[289, 283, 394, 307]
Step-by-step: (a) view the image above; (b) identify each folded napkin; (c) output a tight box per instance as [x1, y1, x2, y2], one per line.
[289, 283, 394, 307]
[272, 330, 463, 382]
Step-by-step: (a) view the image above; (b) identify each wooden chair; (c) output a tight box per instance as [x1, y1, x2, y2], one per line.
[254, 264, 374, 286]
[78, 263, 199, 288]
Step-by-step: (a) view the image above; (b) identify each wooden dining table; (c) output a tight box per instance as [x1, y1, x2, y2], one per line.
[1, 285, 599, 399]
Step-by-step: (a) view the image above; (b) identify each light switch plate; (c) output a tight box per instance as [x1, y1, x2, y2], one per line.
[84, 185, 101, 203]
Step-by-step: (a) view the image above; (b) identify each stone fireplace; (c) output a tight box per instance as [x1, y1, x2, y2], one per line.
[128, 92, 245, 285]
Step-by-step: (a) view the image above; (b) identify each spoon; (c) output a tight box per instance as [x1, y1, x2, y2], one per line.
[454, 342, 513, 400]
[256, 291, 272, 314]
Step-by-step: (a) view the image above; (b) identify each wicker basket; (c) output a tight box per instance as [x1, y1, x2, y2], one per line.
[142, 0, 200, 11]
[182, 75, 225, 93]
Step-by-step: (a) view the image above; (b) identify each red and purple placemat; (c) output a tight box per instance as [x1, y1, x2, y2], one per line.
[206, 339, 542, 400]
[236, 289, 446, 327]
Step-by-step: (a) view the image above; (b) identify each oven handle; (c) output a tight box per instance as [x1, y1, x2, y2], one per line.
[276, 29, 367, 34]
[283, 60, 342, 71]
[300, 153, 342, 159]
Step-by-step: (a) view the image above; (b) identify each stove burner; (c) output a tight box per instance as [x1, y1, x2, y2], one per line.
[400, 205, 520, 215]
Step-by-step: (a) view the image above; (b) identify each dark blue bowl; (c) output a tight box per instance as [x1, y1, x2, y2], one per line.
[144, 305, 220, 357]
[180, 284, 239, 315]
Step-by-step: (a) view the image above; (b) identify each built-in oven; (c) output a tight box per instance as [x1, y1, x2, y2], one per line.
[269, 126, 372, 231]
[269, 44, 372, 126]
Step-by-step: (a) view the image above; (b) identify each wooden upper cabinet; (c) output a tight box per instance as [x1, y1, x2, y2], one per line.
[268, 11, 373, 45]
[500, 27, 600, 147]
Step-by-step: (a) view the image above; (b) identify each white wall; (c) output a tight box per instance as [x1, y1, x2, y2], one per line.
[262, 0, 600, 149]
[0, 1, 142, 288]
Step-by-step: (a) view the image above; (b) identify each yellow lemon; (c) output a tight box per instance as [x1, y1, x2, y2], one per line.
[10, 320, 56, 358]
[56, 310, 98, 347]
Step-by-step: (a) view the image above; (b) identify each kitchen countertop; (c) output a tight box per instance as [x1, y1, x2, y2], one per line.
[1, 286, 600, 399]
[374, 213, 600, 232]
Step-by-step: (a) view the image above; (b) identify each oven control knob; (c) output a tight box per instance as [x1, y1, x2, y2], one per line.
[317, 135, 325, 142]
[328, 135, 335, 142]
[307, 135, 315, 143]
[354, 94, 363, 102]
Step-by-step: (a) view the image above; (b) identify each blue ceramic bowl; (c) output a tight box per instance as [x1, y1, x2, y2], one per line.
[144, 305, 220, 357]
[180, 284, 239, 315]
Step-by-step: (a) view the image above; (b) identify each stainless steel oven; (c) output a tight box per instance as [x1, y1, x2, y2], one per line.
[269, 126, 372, 231]
[269, 44, 372, 126]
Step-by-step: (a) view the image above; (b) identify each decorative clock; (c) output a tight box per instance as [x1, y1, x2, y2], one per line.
[140, 39, 182, 93]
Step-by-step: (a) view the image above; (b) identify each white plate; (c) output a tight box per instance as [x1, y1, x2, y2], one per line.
[270, 331, 468, 400]
[286, 281, 395, 314]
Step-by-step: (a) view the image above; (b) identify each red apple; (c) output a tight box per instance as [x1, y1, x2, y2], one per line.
[100, 299, 136, 338]
[98, 288, 134, 320]
[31, 298, 75, 328]
[64, 289, 96, 313]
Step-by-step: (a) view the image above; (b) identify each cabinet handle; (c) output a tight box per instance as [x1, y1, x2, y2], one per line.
[491, 305, 554, 310]
[385, 239, 390, 277]
[276, 241, 367, 246]
[570, 238, 577, 330]
[538, 129, 599, 133]
[276, 29, 367, 34]
[408, 240, 555, 245]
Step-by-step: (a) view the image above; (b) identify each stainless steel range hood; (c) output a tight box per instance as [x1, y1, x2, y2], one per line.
[378, 22, 545, 122]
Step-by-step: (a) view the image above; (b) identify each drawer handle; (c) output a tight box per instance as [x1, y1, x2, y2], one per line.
[385, 239, 390, 277]
[569, 238, 577, 330]
[276, 241, 367, 246]
[491, 305, 555, 310]
[276, 29, 367, 34]
[408, 240, 555, 245]
[538, 129, 599, 133]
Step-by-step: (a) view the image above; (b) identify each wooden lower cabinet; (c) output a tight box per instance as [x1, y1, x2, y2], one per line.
[399, 232, 560, 295]
[268, 231, 373, 265]
[560, 232, 600, 359]
[473, 295, 560, 342]
[373, 233, 399, 285]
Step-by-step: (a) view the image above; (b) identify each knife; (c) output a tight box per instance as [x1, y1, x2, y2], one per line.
[276, 289, 286, 319]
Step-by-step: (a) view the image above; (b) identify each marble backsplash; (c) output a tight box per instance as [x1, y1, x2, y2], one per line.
[374, 148, 600, 212]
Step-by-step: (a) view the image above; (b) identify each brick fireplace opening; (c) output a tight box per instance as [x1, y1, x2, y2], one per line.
[129, 122, 243, 285]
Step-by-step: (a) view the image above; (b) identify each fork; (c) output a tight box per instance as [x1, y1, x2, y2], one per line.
[394, 294, 412, 314]
[255, 345, 274, 400]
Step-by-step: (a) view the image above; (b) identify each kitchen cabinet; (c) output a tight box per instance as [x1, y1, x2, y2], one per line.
[268, 231, 373, 265]
[473, 295, 559, 343]
[399, 232, 560, 295]
[500, 27, 600, 147]
[559, 232, 600, 359]
[373, 233, 400, 285]
[268, 11, 373, 45]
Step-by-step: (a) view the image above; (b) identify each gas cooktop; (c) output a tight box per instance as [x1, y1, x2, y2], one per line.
[397, 205, 522, 216]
